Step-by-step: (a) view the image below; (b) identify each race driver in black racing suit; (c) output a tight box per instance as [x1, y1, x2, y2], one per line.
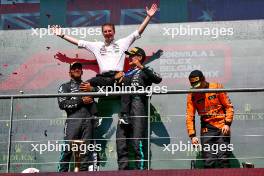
[116, 47, 162, 170]
[57, 62, 99, 172]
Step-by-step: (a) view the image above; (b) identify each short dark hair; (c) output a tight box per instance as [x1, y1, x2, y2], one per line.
[101, 23, 115, 32]
[188, 70, 205, 88]
[69, 62, 82, 70]
[189, 70, 204, 80]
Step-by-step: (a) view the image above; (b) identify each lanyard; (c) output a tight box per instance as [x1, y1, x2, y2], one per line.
[124, 68, 140, 77]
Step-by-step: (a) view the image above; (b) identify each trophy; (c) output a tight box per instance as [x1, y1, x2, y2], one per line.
[72, 140, 85, 172]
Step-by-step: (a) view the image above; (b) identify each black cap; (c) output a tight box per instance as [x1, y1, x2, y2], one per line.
[69, 62, 82, 70]
[125, 47, 146, 60]
[188, 70, 204, 88]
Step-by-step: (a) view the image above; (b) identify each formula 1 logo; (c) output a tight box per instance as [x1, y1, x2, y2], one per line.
[151, 44, 232, 85]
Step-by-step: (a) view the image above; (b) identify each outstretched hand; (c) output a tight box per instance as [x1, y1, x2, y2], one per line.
[138, 3, 158, 35]
[146, 3, 158, 17]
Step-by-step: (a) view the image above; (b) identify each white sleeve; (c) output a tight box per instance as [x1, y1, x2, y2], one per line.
[118, 30, 141, 51]
[78, 40, 98, 53]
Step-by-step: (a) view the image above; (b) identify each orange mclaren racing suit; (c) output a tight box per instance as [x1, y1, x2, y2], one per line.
[186, 82, 234, 168]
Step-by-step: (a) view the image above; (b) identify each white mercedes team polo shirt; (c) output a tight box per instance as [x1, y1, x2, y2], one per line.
[78, 30, 141, 74]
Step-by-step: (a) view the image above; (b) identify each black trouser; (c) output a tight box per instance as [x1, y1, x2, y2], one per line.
[58, 117, 94, 172]
[116, 96, 148, 170]
[120, 78, 132, 115]
[88, 71, 117, 88]
[200, 125, 231, 168]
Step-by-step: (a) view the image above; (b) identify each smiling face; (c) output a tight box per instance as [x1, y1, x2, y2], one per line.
[128, 55, 143, 67]
[102, 25, 115, 44]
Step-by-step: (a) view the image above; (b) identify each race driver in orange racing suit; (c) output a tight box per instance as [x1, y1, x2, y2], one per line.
[186, 70, 234, 168]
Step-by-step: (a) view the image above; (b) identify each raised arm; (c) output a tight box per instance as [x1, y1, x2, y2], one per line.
[118, 5, 158, 50]
[52, 25, 79, 45]
[138, 3, 158, 35]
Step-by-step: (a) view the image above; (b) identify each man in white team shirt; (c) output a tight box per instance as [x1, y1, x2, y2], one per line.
[52, 3, 158, 90]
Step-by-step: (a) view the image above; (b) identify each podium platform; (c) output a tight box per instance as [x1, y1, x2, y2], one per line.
[2, 168, 264, 176]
